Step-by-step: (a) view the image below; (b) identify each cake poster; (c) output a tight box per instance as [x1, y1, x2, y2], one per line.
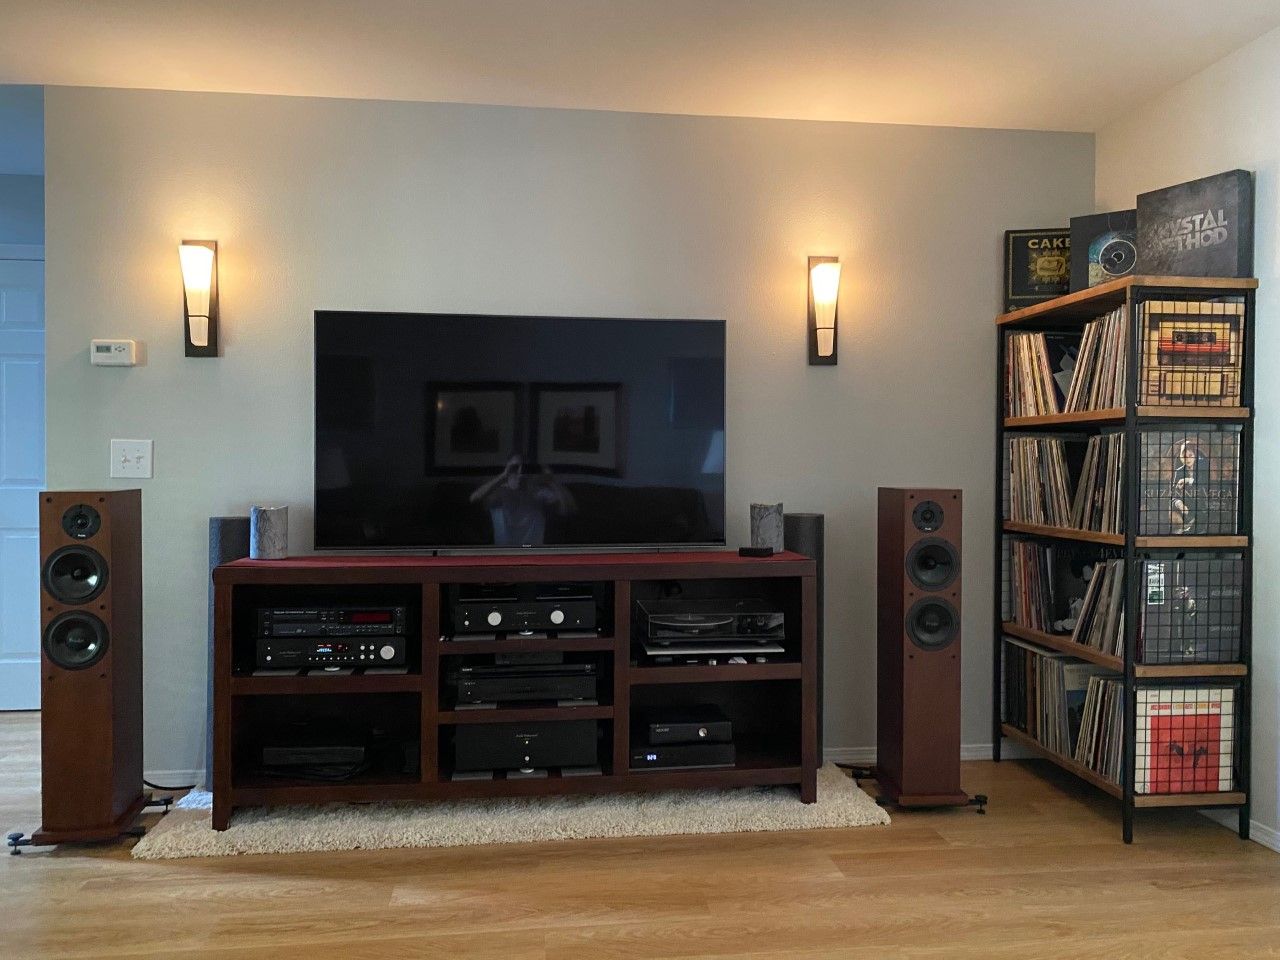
[1004, 229, 1070, 311]
[1136, 170, 1254, 277]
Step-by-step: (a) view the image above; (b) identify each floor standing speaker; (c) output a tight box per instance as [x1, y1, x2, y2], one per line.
[784, 513, 824, 758]
[876, 488, 967, 806]
[35, 489, 147, 843]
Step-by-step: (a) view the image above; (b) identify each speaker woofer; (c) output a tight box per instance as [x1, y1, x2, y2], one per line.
[42, 546, 109, 604]
[912, 500, 944, 532]
[43, 611, 110, 670]
[906, 598, 958, 651]
[905, 537, 959, 590]
[61, 504, 102, 540]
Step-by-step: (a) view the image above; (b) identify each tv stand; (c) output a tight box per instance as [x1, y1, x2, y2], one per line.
[212, 550, 818, 830]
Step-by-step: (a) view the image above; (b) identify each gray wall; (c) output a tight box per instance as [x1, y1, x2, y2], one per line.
[0, 174, 43, 244]
[44, 86, 1094, 777]
[1097, 24, 1280, 844]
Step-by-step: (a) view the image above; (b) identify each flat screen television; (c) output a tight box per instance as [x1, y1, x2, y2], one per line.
[314, 312, 726, 550]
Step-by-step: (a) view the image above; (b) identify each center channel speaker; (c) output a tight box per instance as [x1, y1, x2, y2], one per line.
[876, 488, 967, 807]
[36, 489, 147, 843]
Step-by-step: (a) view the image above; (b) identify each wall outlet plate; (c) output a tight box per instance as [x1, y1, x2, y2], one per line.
[110, 439, 153, 479]
[90, 339, 139, 366]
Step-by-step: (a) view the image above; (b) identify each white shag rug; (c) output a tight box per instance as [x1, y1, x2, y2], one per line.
[132, 765, 888, 859]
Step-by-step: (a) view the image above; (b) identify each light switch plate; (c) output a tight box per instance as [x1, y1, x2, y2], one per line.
[110, 439, 153, 479]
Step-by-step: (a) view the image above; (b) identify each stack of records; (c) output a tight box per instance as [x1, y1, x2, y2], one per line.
[1074, 674, 1125, 784]
[1005, 332, 1077, 417]
[1063, 307, 1128, 412]
[1072, 432, 1125, 533]
[1008, 436, 1073, 527]
[1003, 638, 1116, 761]
[1073, 559, 1125, 658]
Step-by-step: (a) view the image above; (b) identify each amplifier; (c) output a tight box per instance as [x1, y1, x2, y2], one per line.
[630, 741, 736, 771]
[635, 598, 784, 643]
[449, 583, 597, 634]
[257, 606, 407, 638]
[642, 705, 733, 745]
[449, 663, 597, 704]
[454, 720, 599, 772]
[256, 636, 406, 669]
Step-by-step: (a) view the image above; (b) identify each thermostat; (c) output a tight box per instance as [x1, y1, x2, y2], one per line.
[90, 339, 138, 366]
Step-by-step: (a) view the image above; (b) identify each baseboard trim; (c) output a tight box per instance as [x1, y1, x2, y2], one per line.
[1199, 809, 1280, 853]
[823, 742, 1035, 765]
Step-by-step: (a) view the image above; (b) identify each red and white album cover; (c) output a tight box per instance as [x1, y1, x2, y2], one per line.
[1135, 687, 1235, 794]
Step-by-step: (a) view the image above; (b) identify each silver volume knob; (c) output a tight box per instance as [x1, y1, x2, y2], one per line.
[379, 644, 396, 661]
[698, 727, 708, 738]
[549, 608, 565, 625]
[487, 610, 503, 626]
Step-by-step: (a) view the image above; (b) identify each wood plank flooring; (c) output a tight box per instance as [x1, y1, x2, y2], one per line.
[2, 711, 1278, 959]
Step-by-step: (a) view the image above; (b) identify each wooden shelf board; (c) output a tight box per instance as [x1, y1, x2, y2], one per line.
[1001, 623, 1122, 672]
[438, 704, 613, 725]
[1002, 522, 1123, 545]
[230, 673, 424, 696]
[437, 635, 617, 656]
[1134, 535, 1249, 549]
[1004, 409, 1125, 429]
[1137, 405, 1251, 420]
[1134, 663, 1248, 679]
[1000, 724, 1122, 799]
[996, 275, 1257, 326]
[1002, 523, 1247, 550]
[629, 662, 802, 685]
[1133, 791, 1247, 809]
[1003, 406, 1250, 429]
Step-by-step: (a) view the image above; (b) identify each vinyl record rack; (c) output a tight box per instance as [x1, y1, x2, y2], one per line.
[991, 275, 1256, 843]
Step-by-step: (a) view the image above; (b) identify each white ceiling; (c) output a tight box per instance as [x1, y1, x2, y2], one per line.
[2, 1, 1279, 132]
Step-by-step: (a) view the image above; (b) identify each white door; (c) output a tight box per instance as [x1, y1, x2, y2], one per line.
[0, 250, 44, 711]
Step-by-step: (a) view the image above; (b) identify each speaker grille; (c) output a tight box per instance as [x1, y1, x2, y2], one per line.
[61, 503, 102, 540]
[42, 545, 109, 604]
[906, 598, 959, 651]
[905, 537, 959, 590]
[43, 611, 110, 670]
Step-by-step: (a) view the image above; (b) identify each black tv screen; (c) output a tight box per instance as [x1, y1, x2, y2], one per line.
[314, 312, 726, 550]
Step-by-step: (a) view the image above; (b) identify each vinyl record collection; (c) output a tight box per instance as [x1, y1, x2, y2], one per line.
[1138, 426, 1241, 536]
[1006, 542, 1124, 658]
[1063, 308, 1128, 412]
[1003, 308, 1127, 417]
[1007, 436, 1072, 526]
[1002, 638, 1122, 783]
[1138, 556, 1244, 665]
[1071, 432, 1125, 533]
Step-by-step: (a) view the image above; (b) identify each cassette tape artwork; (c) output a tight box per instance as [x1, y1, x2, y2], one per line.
[1139, 298, 1245, 407]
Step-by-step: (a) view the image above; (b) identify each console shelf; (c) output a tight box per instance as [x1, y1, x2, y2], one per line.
[212, 550, 818, 829]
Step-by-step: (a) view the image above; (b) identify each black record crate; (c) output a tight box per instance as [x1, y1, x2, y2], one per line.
[1138, 425, 1241, 536]
[1137, 554, 1243, 665]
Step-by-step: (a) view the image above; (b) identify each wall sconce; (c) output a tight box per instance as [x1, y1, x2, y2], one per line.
[179, 240, 219, 357]
[808, 255, 840, 365]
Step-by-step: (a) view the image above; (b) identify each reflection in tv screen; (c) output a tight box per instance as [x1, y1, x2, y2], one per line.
[315, 312, 726, 549]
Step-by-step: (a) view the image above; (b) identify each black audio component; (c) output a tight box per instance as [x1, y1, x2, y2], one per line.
[642, 705, 732, 745]
[256, 636, 405, 669]
[635, 598, 784, 643]
[453, 720, 599, 772]
[257, 606, 407, 638]
[630, 741, 736, 770]
[261, 742, 366, 768]
[449, 662, 597, 704]
[448, 582, 598, 635]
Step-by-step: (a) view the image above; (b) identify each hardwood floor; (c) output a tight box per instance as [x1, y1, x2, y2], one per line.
[3, 711, 1278, 959]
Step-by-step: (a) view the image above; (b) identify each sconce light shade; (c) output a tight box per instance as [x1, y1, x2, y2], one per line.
[808, 255, 840, 365]
[180, 239, 219, 357]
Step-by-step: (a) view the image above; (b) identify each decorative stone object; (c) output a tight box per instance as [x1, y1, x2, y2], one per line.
[250, 505, 289, 560]
[750, 503, 784, 552]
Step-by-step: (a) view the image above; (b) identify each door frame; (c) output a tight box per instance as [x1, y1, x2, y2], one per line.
[0, 244, 43, 261]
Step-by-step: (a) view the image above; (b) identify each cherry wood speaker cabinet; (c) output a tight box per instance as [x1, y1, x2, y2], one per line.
[36, 489, 147, 843]
[876, 488, 967, 806]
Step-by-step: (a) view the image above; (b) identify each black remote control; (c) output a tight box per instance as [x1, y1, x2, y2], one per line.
[737, 546, 775, 557]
